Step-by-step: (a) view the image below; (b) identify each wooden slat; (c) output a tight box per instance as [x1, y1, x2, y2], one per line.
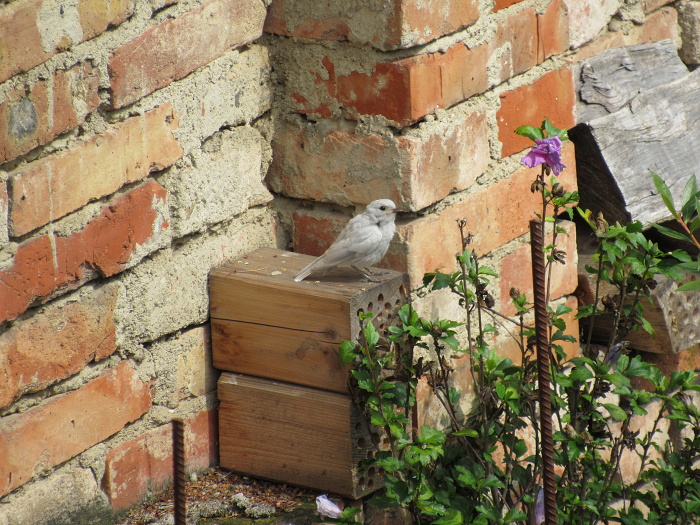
[218, 373, 381, 498]
[211, 318, 349, 392]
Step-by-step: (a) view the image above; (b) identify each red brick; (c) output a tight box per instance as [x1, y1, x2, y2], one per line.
[0, 0, 134, 84]
[264, 0, 479, 50]
[494, 7, 539, 80]
[294, 42, 489, 126]
[538, 0, 570, 60]
[499, 221, 578, 316]
[269, 110, 489, 211]
[497, 67, 576, 158]
[394, 142, 577, 286]
[102, 410, 217, 509]
[0, 179, 168, 324]
[0, 61, 100, 164]
[9, 103, 181, 236]
[494, 0, 526, 11]
[108, 0, 265, 108]
[0, 284, 118, 410]
[102, 424, 172, 510]
[0, 361, 152, 497]
[293, 208, 350, 258]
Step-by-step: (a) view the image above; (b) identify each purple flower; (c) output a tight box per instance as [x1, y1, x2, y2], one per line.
[522, 136, 566, 175]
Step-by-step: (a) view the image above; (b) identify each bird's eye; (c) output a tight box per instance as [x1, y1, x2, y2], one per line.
[379, 206, 386, 211]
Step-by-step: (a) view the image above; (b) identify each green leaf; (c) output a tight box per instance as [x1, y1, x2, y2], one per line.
[677, 280, 700, 292]
[604, 403, 628, 422]
[338, 340, 357, 366]
[542, 117, 568, 141]
[652, 171, 679, 220]
[652, 222, 693, 243]
[515, 125, 544, 141]
[681, 174, 699, 222]
[431, 509, 463, 525]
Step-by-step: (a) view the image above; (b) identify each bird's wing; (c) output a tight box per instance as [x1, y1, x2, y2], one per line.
[318, 217, 382, 267]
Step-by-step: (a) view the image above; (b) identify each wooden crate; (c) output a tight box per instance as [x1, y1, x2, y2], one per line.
[210, 247, 410, 497]
[209, 247, 410, 393]
[218, 373, 384, 498]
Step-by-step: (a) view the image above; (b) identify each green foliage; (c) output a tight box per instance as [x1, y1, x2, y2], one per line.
[338, 134, 700, 525]
[651, 172, 700, 291]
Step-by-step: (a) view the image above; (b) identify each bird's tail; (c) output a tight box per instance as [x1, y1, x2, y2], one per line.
[294, 259, 319, 282]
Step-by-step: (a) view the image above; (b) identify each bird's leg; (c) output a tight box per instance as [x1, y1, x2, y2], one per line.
[352, 266, 381, 282]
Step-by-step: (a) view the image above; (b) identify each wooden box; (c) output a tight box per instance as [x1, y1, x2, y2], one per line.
[218, 373, 384, 498]
[209, 247, 410, 393]
[209, 247, 410, 497]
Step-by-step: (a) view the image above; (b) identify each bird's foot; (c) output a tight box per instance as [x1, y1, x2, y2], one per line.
[352, 266, 384, 282]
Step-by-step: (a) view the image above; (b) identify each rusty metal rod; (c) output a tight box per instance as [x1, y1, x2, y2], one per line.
[172, 418, 187, 525]
[530, 220, 557, 525]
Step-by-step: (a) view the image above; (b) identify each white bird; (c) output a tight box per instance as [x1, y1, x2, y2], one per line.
[294, 199, 398, 282]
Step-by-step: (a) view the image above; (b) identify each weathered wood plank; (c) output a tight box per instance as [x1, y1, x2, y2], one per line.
[576, 40, 688, 123]
[571, 67, 700, 226]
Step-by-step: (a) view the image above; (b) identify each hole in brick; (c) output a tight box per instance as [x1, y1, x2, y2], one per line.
[366, 450, 376, 459]
[384, 302, 392, 312]
[378, 467, 385, 477]
[377, 294, 384, 303]
[368, 467, 376, 477]
[355, 422, 363, 431]
[367, 478, 374, 489]
[357, 437, 367, 448]
[400, 284, 408, 297]
[367, 302, 374, 312]
[357, 308, 364, 317]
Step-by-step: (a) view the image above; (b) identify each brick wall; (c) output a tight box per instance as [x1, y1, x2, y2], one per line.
[0, 0, 697, 522]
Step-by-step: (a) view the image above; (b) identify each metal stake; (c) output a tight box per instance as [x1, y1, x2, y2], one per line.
[172, 418, 187, 525]
[530, 220, 557, 525]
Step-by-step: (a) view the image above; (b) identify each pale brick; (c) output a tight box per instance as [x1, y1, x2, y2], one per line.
[8, 103, 181, 237]
[391, 143, 577, 287]
[564, 0, 623, 48]
[151, 326, 218, 408]
[108, 0, 266, 108]
[0, 467, 111, 525]
[264, 0, 479, 50]
[269, 110, 489, 211]
[0, 361, 153, 497]
[115, 206, 275, 346]
[0, 283, 119, 410]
